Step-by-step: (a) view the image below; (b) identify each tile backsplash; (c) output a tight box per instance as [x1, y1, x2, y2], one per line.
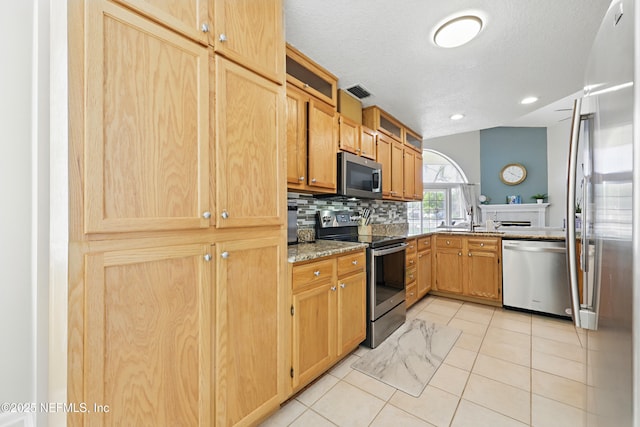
[288, 192, 408, 234]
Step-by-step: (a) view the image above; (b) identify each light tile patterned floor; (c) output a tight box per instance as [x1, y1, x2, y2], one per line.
[260, 296, 587, 427]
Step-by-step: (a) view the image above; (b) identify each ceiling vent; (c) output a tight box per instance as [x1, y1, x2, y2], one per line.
[346, 85, 371, 99]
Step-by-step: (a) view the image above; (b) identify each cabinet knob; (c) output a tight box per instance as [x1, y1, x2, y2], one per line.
[331, 285, 337, 292]
[362, 151, 366, 155]
[468, 252, 472, 257]
[203, 254, 212, 261]
[221, 251, 229, 259]
[313, 270, 320, 277]
[202, 211, 211, 219]
[201, 23, 210, 33]
[311, 178, 317, 183]
[351, 260, 358, 265]
[458, 252, 462, 256]
[409, 260, 414, 265]
[409, 274, 414, 280]
[446, 240, 451, 245]
[298, 176, 305, 181]
[340, 283, 346, 288]
[219, 33, 228, 42]
[480, 243, 485, 247]
[221, 210, 229, 219]
[303, 83, 309, 88]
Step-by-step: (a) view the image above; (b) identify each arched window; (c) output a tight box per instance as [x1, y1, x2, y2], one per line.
[407, 150, 474, 232]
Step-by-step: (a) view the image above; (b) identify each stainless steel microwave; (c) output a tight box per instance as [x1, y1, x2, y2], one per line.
[337, 152, 382, 199]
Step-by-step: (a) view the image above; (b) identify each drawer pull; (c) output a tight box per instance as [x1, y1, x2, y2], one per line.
[409, 260, 414, 265]
[313, 270, 320, 277]
[351, 260, 358, 265]
[480, 243, 485, 247]
[446, 240, 451, 245]
[330, 285, 337, 292]
[340, 283, 346, 288]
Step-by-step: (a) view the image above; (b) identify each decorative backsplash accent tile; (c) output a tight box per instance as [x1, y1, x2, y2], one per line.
[288, 192, 408, 231]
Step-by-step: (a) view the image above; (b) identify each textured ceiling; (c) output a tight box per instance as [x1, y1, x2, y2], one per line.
[284, 0, 612, 139]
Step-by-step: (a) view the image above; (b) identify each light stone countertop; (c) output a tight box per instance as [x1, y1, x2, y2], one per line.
[287, 240, 367, 263]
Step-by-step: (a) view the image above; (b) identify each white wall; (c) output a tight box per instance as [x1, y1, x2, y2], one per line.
[0, 2, 51, 426]
[0, 0, 36, 407]
[423, 130, 482, 187]
[546, 120, 572, 228]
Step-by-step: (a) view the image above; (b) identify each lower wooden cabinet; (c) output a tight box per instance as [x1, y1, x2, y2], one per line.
[434, 234, 502, 304]
[83, 244, 213, 426]
[290, 250, 366, 392]
[215, 236, 286, 426]
[417, 245, 432, 298]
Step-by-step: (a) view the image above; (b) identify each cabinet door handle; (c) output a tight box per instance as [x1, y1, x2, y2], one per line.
[313, 270, 320, 277]
[351, 260, 358, 265]
[202, 211, 211, 219]
[409, 260, 414, 265]
[331, 286, 337, 291]
[480, 243, 485, 247]
[458, 252, 462, 256]
[468, 252, 472, 257]
[203, 254, 212, 262]
[340, 283, 346, 288]
[311, 178, 317, 183]
[446, 240, 451, 245]
[201, 23, 210, 33]
[298, 176, 305, 181]
[219, 33, 228, 42]
[221, 210, 229, 219]
[221, 251, 229, 259]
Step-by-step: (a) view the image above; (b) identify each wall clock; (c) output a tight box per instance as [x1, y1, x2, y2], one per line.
[500, 163, 527, 185]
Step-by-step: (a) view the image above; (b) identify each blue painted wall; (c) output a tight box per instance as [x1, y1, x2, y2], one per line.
[480, 127, 548, 204]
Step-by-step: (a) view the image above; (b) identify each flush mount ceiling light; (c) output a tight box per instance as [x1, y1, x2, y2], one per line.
[434, 15, 483, 48]
[521, 96, 539, 105]
[450, 113, 465, 120]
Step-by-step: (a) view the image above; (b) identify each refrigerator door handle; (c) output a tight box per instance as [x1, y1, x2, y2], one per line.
[566, 98, 584, 329]
[566, 98, 597, 330]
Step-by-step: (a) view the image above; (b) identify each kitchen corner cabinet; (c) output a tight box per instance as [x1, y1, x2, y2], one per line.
[83, 244, 213, 426]
[215, 236, 286, 426]
[363, 106, 404, 142]
[212, 0, 284, 84]
[290, 250, 365, 392]
[215, 55, 285, 228]
[84, 2, 210, 234]
[286, 84, 338, 193]
[416, 236, 432, 298]
[434, 235, 502, 304]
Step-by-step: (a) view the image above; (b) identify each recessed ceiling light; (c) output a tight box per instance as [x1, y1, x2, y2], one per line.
[521, 96, 539, 105]
[434, 15, 483, 48]
[450, 113, 465, 120]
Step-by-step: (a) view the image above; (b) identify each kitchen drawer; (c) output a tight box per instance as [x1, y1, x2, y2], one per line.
[292, 258, 335, 290]
[406, 266, 416, 284]
[406, 282, 418, 308]
[417, 236, 431, 251]
[436, 236, 463, 249]
[406, 238, 417, 254]
[337, 250, 365, 277]
[468, 237, 499, 251]
[406, 252, 417, 269]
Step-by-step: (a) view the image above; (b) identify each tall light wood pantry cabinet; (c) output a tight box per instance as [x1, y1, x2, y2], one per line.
[68, 1, 287, 426]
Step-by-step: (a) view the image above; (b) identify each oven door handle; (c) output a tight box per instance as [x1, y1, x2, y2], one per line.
[371, 243, 407, 256]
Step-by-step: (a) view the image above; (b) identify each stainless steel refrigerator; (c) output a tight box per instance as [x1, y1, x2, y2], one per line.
[566, 0, 637, 425]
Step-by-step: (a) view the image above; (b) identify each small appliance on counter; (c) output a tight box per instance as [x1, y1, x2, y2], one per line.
[287, 204, 297, 244]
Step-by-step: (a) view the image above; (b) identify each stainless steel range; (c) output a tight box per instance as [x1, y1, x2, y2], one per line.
[316, 210, 407, 348]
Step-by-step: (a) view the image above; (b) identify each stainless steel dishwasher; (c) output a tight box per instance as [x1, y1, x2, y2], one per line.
[502, 239, 571, 318]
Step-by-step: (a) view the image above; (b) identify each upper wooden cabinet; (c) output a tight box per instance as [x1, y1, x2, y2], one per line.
[212, 0, 285, 84]
[338, 115, 360, 155]
[286, 84, 338, 194]
[363, 106, 404, 142]
[360, 125, 377, 160]
[110, 0, 210, 45]
[215, 55, 285, 228]
[85, 2, 210, 234]
[405, 127, 423, 152]
[376, 133, 392, 198]
[415, 153, 423, 201]
[403, 149, 416, 201]
[286, 44, 338, 107]
[390, 141, 404, 200]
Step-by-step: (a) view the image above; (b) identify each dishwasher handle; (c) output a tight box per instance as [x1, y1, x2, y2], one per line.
[503, 244, 566, 254]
